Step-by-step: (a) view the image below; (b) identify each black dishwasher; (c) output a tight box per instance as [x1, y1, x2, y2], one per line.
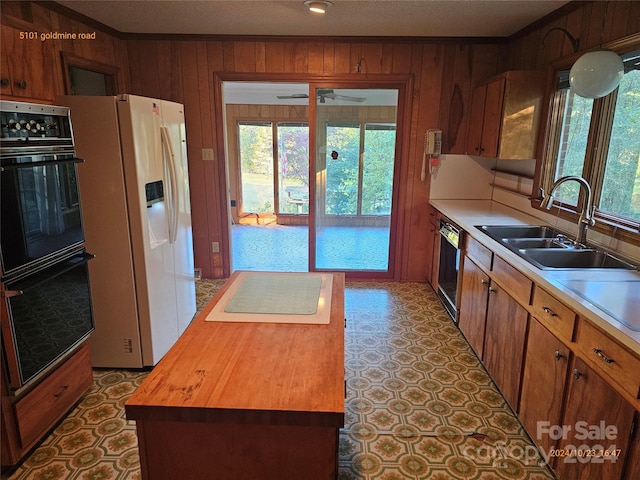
[438, 218, 463, 321]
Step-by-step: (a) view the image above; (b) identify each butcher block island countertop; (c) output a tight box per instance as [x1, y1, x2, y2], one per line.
[125, 271, 345, 480]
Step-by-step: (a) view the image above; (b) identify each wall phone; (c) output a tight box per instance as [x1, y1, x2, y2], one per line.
[421, 129, 442, 181]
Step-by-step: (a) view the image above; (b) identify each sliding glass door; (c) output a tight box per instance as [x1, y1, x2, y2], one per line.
[312, 88, 399, 273]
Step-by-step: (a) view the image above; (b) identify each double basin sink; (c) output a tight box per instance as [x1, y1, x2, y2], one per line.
[477, 225, 638, 270]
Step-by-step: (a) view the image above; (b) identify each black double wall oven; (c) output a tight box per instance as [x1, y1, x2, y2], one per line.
[1, 101, 94, 394]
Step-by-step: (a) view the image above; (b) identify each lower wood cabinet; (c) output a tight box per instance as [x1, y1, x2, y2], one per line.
[623, 413, 640, 480]
[482, 281, 528, 410]
[455, 230, 640, 480]
[554, 357, 636, 480]
[458, 249, 529, 410]
[458, 256, 489, 358]
[1, 342, 93, 467]
[519, 317, 571, 462]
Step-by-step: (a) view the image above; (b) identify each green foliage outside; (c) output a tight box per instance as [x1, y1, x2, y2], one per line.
[556, 70, 640, 221]
[239, 121, 396, 216]
[325, 123, 395, 215]
[600, 70, 640, 221]
[238, 123, 274, 213]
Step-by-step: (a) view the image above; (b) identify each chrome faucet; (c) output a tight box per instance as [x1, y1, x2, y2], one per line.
[540, 176, 596, 245]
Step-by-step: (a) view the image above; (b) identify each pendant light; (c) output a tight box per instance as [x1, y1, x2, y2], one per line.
[568, 2, 624, 99]
[569, 50, 624, 99]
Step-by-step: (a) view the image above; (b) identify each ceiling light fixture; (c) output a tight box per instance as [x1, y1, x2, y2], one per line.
[541, 25, 624, 100]
[304, 0, 332, 14]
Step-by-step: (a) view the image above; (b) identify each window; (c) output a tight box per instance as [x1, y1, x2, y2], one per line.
[324, 122, 396, 216]
[237, 121, 309, 215]
[542, 50, 640, 236]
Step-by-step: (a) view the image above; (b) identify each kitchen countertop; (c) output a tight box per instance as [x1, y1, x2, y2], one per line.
[430, 199, 640, 355]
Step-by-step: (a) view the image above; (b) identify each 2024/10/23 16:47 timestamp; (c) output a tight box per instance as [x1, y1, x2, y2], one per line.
[548, 448, 622, 459]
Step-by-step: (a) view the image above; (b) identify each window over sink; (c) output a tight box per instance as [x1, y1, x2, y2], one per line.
[539, 45, 640, 242]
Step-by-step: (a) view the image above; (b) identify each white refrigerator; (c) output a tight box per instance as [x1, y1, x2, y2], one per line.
[60, 94, 196, 368]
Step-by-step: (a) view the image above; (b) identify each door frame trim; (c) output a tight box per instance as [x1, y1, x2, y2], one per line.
[213, 72, 413, 279]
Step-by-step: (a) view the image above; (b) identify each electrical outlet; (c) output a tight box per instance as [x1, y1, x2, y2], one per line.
[202, 148, 214, 161]
[211, 241, 220, 253]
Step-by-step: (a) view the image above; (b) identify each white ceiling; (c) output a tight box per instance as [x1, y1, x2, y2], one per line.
[56, 0, 570, 38]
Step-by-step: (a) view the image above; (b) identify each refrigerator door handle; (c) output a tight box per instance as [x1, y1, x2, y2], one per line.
[160, 126, 179, 244]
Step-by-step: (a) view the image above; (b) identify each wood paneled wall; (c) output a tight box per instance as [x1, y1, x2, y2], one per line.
[125, 38, 502, 280]
[2, 1, 638, 280]
[0, 2, 130, 99]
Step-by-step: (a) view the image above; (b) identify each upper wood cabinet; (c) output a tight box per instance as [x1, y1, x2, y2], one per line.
[0, 25, 56, 102]
[466, 71, 545, 160]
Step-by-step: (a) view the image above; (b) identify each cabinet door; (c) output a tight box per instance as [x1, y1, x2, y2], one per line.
[1, 25, 56, 101]
[0, 35, 13, 97]
[482, 282, 528, 409]
[425, 206, 437, 286]
[457, 256, 489, 358]
[623, 413, 639, 480]
[555, 357, 635, 480]
[466, 84, 486, 156]
[480, 78, 506, 158]
[519, 318, 570, 461]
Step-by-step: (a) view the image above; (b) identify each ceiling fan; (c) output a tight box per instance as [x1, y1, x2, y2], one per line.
[277, 89, 366, 103]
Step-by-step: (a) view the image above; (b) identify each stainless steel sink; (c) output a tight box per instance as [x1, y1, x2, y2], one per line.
[503, 238, 566, 249]
[476, 225, 638, 271]
[477, 225, 560, 240]
[519, 248, 638, 270]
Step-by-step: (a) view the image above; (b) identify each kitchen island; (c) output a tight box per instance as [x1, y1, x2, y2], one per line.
[125, 271, 345, 480]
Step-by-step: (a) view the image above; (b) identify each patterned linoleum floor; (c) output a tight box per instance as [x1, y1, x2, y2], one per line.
[5, 279, 555, 480]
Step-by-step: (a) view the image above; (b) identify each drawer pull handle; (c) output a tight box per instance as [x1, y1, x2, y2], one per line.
[573, 369, 582, 380]
[593, 348, 614, 364]
[488, 286, 496, 293]
[481, 279, 488, 286]
[2, 289, 24, 298]
[554, 351, 563, 361]
[542, 306, 557, 317]
[53, 385, 69, 398]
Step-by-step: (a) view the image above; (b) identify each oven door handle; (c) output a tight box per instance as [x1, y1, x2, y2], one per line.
[1, 289, 24, 298]
[5, 252, 95, 294]
[1, 157, 85, 171]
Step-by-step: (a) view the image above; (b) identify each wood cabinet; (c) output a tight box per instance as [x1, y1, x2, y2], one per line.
[575, 318, 640, 401]
[466, 71, 545, 159]
[531, 286, 577, 344]
[458, 235, 531, 409]
[623, 413, 640, 480]
[449, 222, 640, 480]
[519, 317, 571, 460]
[1, 342, 93, 467]
[458, 257, 490, 358]
[0, 25, 56, 102]
[483, 280, 528, 409]
[554, 357, 636, 480]
[426, 205, 438, 286]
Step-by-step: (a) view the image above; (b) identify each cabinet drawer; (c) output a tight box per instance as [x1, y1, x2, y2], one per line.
[14, 343, 93, 449]
[530, 286, 576, 343]
[491, 255, 532, 306]
[576, 319, 640, 399]
[466, 236, 492, 271]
